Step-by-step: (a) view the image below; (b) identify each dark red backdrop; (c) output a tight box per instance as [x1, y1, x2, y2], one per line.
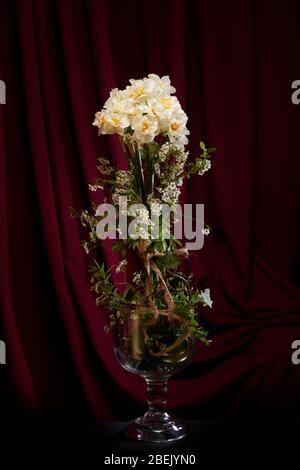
[1, 0, 300, 424]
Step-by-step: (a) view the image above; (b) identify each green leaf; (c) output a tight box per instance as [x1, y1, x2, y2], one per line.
[156, 253, 179, 271]
[191, 292, 202, 304]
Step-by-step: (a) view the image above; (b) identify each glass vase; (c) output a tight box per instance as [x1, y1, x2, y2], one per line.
[113, 307, 194, 442]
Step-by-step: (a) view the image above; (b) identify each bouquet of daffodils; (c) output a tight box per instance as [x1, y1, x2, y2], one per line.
[93, 74, 189, 147]
[74, 74, 214, 351]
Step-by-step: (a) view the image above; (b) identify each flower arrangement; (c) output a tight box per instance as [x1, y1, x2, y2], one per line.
[73, 74, 215, 357]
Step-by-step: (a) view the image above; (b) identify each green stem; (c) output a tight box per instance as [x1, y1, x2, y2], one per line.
[146, 147, 154, 198]
[135, 147, 146, 204]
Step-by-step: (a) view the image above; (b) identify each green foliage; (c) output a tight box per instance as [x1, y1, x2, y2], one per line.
[186, 141, 216, 179]
[169, 273, 211, 344]
[112, 240, 126, 258]
[89, 261, 126, 311]
[155, 252, 179, 271]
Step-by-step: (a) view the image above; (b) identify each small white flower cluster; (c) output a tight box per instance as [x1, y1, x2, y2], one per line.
[115, 170, 133, 188]
[88, 180, 104, 192]
[201, 228, 210, 236]
[157, 141, 187, 164]
[154, 142, 188, 205]
[112, 193, 128, 216]
[135, 207, 151, 224]
[157, 141, 173, 163]
[132, 272, 142, 284]
[128, 206, 153, 239]
[111, 170, 133, 211]
[198, 160, 211, 176]
[116, 259, 128, 273]
[93, 74, 189, 147]
[147, 195, 163, 217]
[81, 241, 90, 254]
[97, 157, 114, 175]
[150, 201, 163, 217]
[158, 181, 181, 205]
[200, 288, 213, 308]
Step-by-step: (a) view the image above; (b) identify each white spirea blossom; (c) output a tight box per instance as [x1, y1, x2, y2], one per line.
[150, 201, 162, 217]
[127, 206, 153, 240]
[132, 272, 142, 284]
[116, 259, 128, 273]
[200, 288, 213, 308]
[92, 74, 189, 147]
[147, 195, 163, 217]
[158, 181, 181, 205]
[198, 160, 211, 175]
[115, 170, 133, 188]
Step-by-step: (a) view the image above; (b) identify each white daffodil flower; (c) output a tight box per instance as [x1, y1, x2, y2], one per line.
[131, 114, 159, 144]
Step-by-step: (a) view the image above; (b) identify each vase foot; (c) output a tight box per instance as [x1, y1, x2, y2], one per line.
[125, 411, 187, 442]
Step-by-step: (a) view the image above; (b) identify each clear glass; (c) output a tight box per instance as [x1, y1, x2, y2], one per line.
[113, 308, 195, 442]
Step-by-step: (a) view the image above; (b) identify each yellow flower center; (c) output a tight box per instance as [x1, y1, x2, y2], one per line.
[112, 117, 120, 126]
[134, 86, 145, 98]
[160, 97, 171, 109]
[170, 122, 179, 131]
[142, 122, 150, 132]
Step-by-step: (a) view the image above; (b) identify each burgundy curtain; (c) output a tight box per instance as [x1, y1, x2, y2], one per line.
[1, 0, 300, 423]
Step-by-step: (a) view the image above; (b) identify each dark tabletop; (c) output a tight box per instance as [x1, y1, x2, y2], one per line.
[0, 414, 299, 466]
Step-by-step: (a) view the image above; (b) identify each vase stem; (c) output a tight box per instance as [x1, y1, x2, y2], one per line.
[146, 379, 168, 415]
[125, 377, 187, 441]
